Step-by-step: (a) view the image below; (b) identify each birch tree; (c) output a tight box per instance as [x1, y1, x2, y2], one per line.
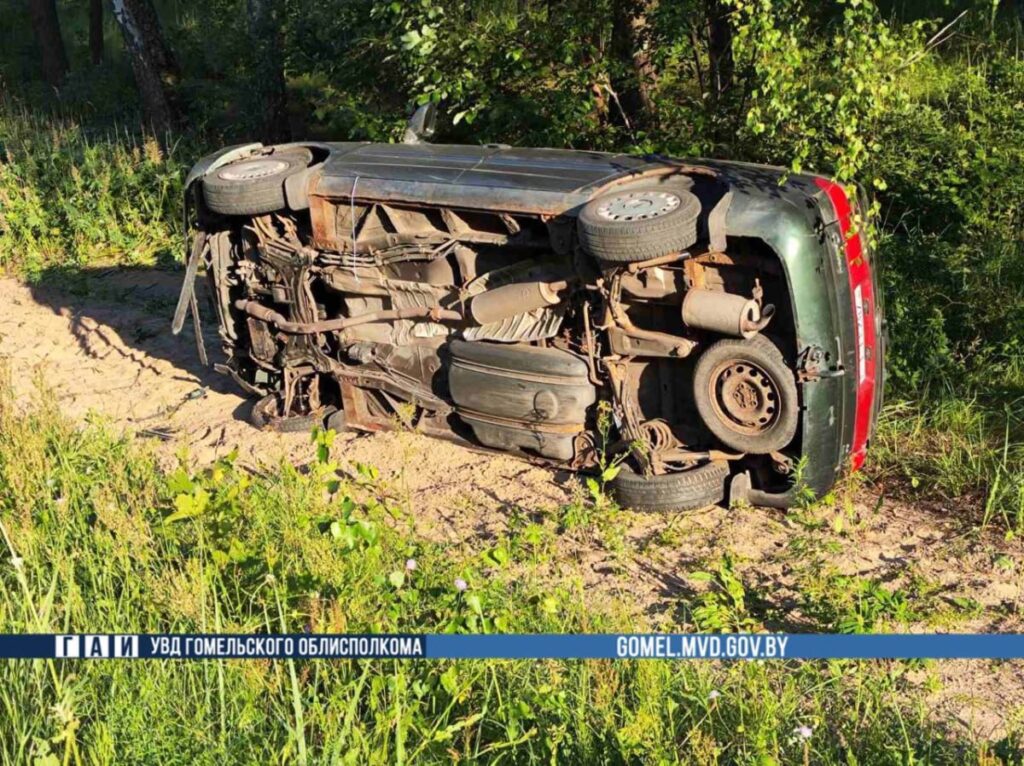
[110, 0, 181, 135]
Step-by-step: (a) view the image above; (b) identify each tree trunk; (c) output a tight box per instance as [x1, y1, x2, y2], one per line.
[90, 0, 104, 64]
[611, 0, 657, 130]
[27, 0, 69, 88]
[90, 0, 104, 65]
[248, 0, 291, 143]
[705, 0, 734, 99]
[110, 0, 181, 136]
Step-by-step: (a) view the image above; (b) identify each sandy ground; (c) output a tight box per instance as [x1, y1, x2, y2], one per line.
[1, 268, 1022, 743]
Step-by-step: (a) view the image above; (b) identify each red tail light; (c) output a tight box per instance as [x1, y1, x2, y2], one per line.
[815, 179, 877, 472]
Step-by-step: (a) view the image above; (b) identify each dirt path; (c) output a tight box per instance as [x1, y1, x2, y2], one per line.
[1, 269, 1022, 741]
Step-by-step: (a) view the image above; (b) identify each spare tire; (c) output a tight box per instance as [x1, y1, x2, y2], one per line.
[203, 148, 312, 216]
[611, 460, 729, 512]
[577, 186, 701, 263]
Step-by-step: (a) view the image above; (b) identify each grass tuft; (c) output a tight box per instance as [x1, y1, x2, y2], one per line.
[872, 394, 1024, 536]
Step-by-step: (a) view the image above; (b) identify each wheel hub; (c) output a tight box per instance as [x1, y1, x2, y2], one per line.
[219, 158, 290, 181]
[709, 360, 780, 435]
[595, 191, 681, 222]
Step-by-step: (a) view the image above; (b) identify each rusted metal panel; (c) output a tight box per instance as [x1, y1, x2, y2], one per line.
[181, 137, 881, 509]
[313, 175, 591, 216]
[308, 145, 708, 216]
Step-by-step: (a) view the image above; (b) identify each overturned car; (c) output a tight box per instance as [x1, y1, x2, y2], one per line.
[174, 111, 884, 511]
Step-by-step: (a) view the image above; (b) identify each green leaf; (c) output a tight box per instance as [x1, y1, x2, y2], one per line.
[228, 538, 249, 562]
[389, 571, 405, 588]
[440, 666, 458, 695]
[166, 468, 193, 495]
[433, 713, 484, 741]
[164, 488, 209, 524]
[400, 30, 422, 50]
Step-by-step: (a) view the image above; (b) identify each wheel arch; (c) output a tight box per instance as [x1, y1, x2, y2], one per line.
[720, 183, 853, 506]
[184, 142, 333, 220]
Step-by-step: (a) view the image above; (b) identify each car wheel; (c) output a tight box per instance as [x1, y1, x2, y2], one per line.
[611, 460, 729, 512]
[250, 393, 337, 434]
[692, 335, 799, 454]
[325, 409, 348, 433]
[202, 148, 313, 216]
[577, 186, 701, 263]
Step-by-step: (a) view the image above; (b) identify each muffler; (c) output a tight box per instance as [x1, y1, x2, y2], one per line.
[469, 280, 569, 325]
[681, 288, 774, 339]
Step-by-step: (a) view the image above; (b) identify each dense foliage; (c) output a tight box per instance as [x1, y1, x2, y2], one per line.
[2, 0, 1021, 389]
[2, 0, 1021, 522]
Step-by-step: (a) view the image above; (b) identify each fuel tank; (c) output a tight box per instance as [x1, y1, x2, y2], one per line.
[448, 340, 596, 461]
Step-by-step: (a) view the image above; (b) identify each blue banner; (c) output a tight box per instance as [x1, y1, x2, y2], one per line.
[1, 633, 1023, 660]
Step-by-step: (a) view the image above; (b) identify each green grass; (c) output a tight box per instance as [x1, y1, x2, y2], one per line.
[1, 9, 1023, 757]
[0, 102, 187, 277]
[0, 5, 1017, 764]
[872, 392, 1024, 536]
[1, 376, 1021, 764]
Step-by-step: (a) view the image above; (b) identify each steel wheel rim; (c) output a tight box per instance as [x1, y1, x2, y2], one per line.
[595, 191, 681, 222]
[708, 358, 781, 436]
[220, 158, 290, 181]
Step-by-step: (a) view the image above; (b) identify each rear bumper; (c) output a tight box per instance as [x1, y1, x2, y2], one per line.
[814, 179, 881, 472]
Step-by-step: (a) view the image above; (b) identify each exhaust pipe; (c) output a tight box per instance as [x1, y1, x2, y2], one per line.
[681, 288, 774, 339]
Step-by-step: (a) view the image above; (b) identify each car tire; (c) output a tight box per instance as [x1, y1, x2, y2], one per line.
[692, 335, 799, 454]
[611, 460, 729, 512]
[202, 149, 313, 216]
[250, 393, 337, 434]
[325, 409, 348, 433]
[577, 186, 701, 263]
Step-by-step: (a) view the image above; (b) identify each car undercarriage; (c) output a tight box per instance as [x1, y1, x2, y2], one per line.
[176, 138, 881, 511]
